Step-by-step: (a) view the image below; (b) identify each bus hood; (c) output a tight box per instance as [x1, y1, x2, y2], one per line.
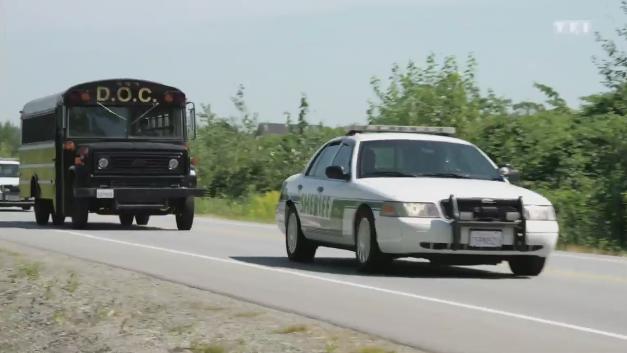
[357, 177, 551, 205]
[78, 141, 186, 151]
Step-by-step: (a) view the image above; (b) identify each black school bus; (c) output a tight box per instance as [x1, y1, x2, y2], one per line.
[19, 79, 204, 230]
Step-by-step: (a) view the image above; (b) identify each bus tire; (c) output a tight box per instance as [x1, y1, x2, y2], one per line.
[176, 197, 194, 231]
[135, 214, 150, 226]
[119, 214, 134, 226]
[34, 199, 50, 225]
[52, 213, 65, 226]
[71, 197, 89, 229]
[22, 206, 31, 211]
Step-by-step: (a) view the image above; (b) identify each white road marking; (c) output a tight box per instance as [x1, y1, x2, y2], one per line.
[54, 229, 627, 342]
[553, 252, 627, 265]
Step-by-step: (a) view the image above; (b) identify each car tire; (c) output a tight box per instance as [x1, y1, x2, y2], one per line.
[285, 206, 316, 262]
[135, 214, 150, 226]
[509, 256, 546, 276]
[176, 197, 194, 230]
[22, 206, 31, 211]
[34, 199, 50, 225]
[355, 209, 386, 272]
[119, 214, 134, 226]
[71, 197, 89, 229]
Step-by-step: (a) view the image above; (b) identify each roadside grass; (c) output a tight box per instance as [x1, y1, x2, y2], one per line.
[16, 262, 42, 280]
[188, 341, 227, 353]
[195, 191, 279, 223]
[557, 243, 627, 257]
[273, 324, 308, 334]
[233, 311, 262, 318]
[354, 346, 396, 353]
[64, 272, 80, 293]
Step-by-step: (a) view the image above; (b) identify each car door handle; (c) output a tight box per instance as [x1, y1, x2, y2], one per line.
[317, 186, 324, 193]
[297, 184, 303, 191]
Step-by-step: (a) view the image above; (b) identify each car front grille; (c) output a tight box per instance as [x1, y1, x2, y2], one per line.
[95, 151, 185, 175]
[440, 198, 522, 222]
[419, 242, 542, 252]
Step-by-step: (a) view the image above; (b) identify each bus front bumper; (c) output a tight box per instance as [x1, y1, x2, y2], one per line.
[74, 187, 205, 201]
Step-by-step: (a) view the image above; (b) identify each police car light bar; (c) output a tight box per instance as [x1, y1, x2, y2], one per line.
[346, 125, 456, 136]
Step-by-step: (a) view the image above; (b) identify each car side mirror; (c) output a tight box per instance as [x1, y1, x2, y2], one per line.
[326, 166, 349, 180]
[499, 165, 520, 182]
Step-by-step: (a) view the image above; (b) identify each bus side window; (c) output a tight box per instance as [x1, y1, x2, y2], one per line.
[22, 114, 56, 143]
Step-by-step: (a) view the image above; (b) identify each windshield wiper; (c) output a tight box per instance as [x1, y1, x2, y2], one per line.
[362, 171, 417, 178]
[96, 102, 127, 121]
[130, 102, 160, 126]
[416, 172, 473, 179]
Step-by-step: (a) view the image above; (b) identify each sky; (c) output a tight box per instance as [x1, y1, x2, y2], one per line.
[0, 0, 624, 126]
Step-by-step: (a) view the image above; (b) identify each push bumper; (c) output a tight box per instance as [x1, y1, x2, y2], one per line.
[375, 215, 558, 257]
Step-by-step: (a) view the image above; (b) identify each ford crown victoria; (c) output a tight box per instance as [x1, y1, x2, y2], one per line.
[276, 126, 559, 276]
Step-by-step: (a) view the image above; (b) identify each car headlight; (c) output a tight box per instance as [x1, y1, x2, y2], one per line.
[97, 157, 109, 170]
[524, 205, 556, 221]
[168, 158, 179, 170]
[381, 202, 440, 218]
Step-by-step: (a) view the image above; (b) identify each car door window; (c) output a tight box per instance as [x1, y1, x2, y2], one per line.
[308, 143, 340, 178]
[332, 143, 353, 175]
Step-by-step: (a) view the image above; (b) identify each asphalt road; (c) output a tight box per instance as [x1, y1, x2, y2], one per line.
[1, 209, 626, 353]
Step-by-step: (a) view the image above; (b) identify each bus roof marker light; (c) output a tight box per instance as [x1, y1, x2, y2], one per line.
[80, 91, 91, 102]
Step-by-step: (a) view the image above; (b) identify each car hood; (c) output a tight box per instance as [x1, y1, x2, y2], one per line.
[357, 177, 551, 205]
[0, 177, 19, 186]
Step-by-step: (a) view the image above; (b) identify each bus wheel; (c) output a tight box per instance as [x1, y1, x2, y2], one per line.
[34, 199, 51, 225]
[22, 206, 31, 211]
[176, 197, 194, 231]
[119, 214, 134, 226]
[71, 198, 89, 229]
[135, 214, 150, 226]
[52, 213, 65, 226]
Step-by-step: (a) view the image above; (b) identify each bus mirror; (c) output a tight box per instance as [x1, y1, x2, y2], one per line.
[186, 101, 197, 140]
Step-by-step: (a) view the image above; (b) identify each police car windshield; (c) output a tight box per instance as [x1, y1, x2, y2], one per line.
[358, 140, 502, 181]
[68, 105, 184, 139]
[0, 164, 19, 177]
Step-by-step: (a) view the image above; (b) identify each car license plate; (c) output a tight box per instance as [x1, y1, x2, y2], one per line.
[469, 230, 503, 247]
[96, 189, 114, 199]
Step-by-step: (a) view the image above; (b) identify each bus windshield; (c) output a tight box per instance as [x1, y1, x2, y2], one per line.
[68, 105, 184, 139]
[0, 163, 19, 177]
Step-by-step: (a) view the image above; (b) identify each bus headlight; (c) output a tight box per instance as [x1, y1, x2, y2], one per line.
[168, 158, 179, 170]
[524, 205, 556, 221]
[381, 202, 440, 218]
[97, 157, 109, 170]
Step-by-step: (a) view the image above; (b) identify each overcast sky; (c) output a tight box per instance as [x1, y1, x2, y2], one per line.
[0, 0, 623, 126]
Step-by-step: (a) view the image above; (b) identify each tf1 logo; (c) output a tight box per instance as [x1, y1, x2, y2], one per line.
[554, 20, 591, 35]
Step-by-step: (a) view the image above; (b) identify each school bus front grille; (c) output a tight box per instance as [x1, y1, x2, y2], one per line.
[95, 152, 184, 175]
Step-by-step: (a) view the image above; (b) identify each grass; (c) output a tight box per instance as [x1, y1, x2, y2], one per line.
[354, 346, 396, 353]
[233, 311, 262, 318]
[273, 324, 308, 334]
[195, 191, 279, 223]
[16, 262, 42, 280]
[188, 342, 227, 353]
[64, 272, 80, 293]
[557, 243, 627, 257]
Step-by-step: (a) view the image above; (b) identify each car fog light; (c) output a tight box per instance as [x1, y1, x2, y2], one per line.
[97, 157, 109, 170]
[168, 158, 179, 170]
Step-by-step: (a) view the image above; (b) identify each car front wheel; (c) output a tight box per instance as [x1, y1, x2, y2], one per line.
[355, 210, 387, 272]
[509, 256, 546, 276]
[285, 206, 316, 262]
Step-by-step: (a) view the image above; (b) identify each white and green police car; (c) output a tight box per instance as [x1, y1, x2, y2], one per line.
[276, 126, 558, 276]
[0, 159, 32, 210]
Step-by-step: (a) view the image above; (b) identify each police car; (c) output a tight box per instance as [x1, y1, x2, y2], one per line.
[0, 159, 32, 210]
[276, 126, 558, 276]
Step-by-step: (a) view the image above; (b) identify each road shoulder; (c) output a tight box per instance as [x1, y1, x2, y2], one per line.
[0, 240, 424, 353]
